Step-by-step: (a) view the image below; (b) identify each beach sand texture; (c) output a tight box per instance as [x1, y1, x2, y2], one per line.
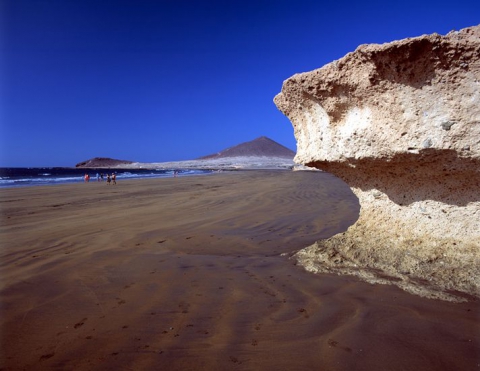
[1, 170, 479, 370]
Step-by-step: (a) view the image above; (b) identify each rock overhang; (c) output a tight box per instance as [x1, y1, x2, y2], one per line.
[274, 25, 480, 302]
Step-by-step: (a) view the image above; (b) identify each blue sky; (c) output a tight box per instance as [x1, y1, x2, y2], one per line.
[1, 0, 479, 167]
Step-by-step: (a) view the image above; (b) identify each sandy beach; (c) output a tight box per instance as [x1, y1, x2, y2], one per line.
[1, 170, 479, 370]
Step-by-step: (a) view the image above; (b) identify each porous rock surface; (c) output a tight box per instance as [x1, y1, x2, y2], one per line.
[274, 25, 480, 301]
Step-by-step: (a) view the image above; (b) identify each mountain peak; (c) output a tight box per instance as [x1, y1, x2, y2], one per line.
[198, 137, 295, 159]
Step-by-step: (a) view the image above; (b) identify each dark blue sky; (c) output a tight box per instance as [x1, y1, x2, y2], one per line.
[1, 0, 479, 167]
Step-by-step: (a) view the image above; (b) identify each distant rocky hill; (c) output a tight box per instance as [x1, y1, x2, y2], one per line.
[75, 137, 295, 168]
[76, 157, 133, 168]
[198, 136, 295, 159]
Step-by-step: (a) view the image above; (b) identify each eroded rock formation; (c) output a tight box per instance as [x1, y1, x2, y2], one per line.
[274, 25, 480, 301]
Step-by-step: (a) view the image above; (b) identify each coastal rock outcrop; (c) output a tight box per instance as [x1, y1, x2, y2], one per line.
[274, 25, 480, 301]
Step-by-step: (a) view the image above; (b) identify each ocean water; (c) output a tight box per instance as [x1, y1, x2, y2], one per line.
[0, 168, 213, 188]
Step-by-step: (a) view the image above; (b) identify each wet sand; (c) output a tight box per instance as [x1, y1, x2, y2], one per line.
[1, 170, 479, 370]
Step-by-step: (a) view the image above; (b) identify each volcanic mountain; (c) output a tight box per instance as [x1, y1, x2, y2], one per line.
[76, 157, 133, 168]
[198, 136, 295, 159]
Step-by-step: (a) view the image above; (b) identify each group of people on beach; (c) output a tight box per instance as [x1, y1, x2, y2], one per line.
[84, 173, 116, 185]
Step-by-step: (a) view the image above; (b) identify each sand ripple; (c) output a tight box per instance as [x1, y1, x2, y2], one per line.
[1, 170, 478, 370]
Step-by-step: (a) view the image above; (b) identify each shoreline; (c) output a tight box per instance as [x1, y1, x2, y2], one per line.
[1, 157, 296, 189]
[0, 167, 214, 189]
[1, 171, 479, 370]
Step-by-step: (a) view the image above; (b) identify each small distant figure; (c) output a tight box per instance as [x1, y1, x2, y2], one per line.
[96, 173, 100, 182]
[173, 170, 178, 177]
[84, 174, 90, 182]
[107, 174, 111, 185]
[112, 173, 116, 185]
[100, 173, 104, 181]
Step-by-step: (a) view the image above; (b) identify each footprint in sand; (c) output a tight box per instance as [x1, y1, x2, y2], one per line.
[327, 338, 352, 352]
[297, 308, 310, 318]
[178, 302, 190, 314]
[39, 353, 55, 360]
[74, 318, 87, 329]
[229, 356, 243, 364]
